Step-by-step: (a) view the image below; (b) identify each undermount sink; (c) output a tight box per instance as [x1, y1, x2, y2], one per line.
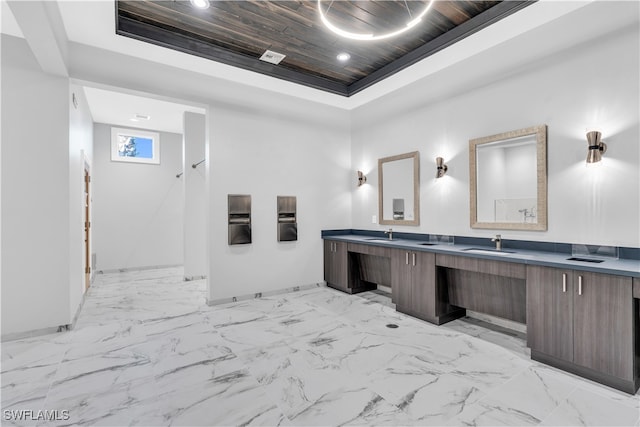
[364, 238, 394, 242]
[462, 248, 516, 256]
[567, 257, 605, 263]
[419, 242, 437, 246]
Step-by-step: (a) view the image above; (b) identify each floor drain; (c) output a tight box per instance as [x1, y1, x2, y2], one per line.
[386, 323, 399, 329]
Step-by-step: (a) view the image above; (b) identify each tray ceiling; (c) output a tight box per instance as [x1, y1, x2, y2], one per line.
[116, 0, 533, 97]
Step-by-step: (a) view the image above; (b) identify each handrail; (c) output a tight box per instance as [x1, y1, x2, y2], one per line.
[177, 159, 205, 178]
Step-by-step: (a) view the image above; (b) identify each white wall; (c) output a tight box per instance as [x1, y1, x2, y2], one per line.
[47, 24, 354, 302]
[351, 22, 640, 247]
[92, 123, 184, 271]
[207, 99, 351, 301]
[183, 112, 207, 279]
[68, 83, 94, 321]
[1, 35, 71, 335]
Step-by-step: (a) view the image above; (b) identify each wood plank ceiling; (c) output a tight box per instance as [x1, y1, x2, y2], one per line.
[116, 0, 533, 96]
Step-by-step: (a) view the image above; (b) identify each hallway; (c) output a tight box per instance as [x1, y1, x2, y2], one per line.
[2, 268, 638, 426]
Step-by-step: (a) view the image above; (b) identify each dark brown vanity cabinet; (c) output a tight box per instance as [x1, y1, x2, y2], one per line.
[324, 241, 348, 292]
[527, 266, 637, 393]
[391, 249, 437, 323]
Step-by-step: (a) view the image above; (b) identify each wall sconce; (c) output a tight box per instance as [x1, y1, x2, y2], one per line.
[435, 157, 448, 178]
[585, 131, 607, 163]
[357, 170, 367, 186]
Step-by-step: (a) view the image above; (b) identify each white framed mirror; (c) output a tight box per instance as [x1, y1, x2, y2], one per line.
[378, 151, 420, 226]
[470, 125, 547, 231]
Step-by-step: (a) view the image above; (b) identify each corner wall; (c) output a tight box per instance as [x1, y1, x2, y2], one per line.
[351, 21, 640, 247]
[207, 99, 351, 302]
[1, 35, 71, 335]
[92, 123, 184, 271]
[183, 112, 207, 280]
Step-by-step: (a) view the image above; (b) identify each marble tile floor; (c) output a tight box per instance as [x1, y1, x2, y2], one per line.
[2, 267, 639, 426]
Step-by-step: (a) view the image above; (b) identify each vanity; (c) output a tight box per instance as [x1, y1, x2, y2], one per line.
[322, 232, 640, 394]
[336, 126, 640, 394]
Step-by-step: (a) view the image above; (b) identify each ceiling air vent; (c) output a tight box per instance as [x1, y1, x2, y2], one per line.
[134, 113, 151, 121]
[259, 50, 286, 65]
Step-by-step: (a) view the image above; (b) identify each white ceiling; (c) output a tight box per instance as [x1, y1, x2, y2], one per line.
[1, 0, 23, 37]
[2, 0, 205, 134]
[83, 87, 205, 135]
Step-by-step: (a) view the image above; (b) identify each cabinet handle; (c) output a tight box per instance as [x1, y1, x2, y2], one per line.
[405, 252, 409, 265]
[412, 253, 416, 266]
[562, 273, 567, 293]
[578, 275, 583, 296]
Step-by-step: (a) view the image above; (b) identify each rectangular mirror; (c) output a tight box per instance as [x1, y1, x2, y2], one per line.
[378, 151, 420, 226]
[470, 125, 547, 231]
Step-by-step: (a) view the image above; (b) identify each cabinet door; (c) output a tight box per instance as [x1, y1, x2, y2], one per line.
[526, 266, 573, 362]
[412, 251, 436, 317]
[333, 242, 348, 289]
[323, 241, 348, 290]
[391, 249, 412, 310]
[573, 272, 633, 379]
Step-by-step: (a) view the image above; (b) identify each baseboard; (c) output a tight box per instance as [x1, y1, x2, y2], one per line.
[396, 305, 466, 326]
[531, 350, 639, 395]
[96, 264, 182, 274]
[207, 282, 324, 306]
[1, 326, 61, 342]
[326, 281, 376, 295]
[2, 282, 93, 343]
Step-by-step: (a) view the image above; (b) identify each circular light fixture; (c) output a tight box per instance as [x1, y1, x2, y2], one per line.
[190, 0, 210, 9]
[318, 0, 433, 41]
[337, 52, 351, 61]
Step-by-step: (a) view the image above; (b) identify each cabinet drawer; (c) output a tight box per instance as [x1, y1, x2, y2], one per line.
[436, 254, 525, 279]
[437, 254, 477, 270]
[348, 243, 390, 257]
[477, 259, 525, 279]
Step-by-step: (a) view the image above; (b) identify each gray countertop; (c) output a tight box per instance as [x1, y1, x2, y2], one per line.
[323, 234, 640, 278]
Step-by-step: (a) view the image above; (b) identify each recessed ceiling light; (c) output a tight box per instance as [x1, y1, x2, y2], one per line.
[130, 113, 150, 122]
[337, 52, 351, 62]
[190, 0, 210, 9]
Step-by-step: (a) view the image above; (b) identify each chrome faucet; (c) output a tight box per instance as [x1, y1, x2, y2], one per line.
[384, 228, 393, 241]
[491, 234, 502, 251]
